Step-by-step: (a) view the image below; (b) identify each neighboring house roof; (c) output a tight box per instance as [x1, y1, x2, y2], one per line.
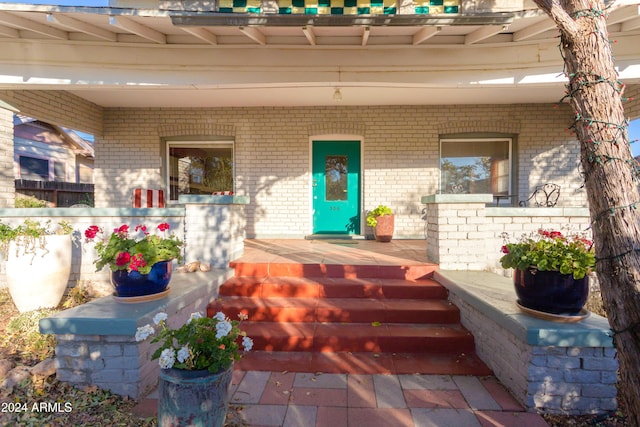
[14, 115, 95, 159]
[0, 1, 637, 108]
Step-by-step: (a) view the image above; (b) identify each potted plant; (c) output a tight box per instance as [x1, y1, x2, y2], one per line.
[366, 205, 394, 242]
[499, 228, 596, 316]
[136, 310, 253, 427]
[84, 223, 183, 298]
[0, 219, 74, 313]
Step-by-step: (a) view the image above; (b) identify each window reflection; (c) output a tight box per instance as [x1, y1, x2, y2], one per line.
[440, 139, 510, 196]
[168, 143, 233, 200]
[325, 155, 347, 201]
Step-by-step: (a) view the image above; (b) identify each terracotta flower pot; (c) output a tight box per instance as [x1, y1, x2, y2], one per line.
[374, 215, 394, 242]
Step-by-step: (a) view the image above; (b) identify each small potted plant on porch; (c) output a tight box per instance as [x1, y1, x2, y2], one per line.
[135, 310, 253, 427]
[367, 205, 394, 242]
[0, 219, 74, 312]
[84, 223, 183, 299]
[499, 228, 596, 317]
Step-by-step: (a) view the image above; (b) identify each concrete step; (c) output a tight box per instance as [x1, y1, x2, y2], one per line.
[229, 261, 438, 280]
[236, 350, 493, 376]
[208, 296, 461, 324]
[219, 276, 449, 299]
[208, 262, 491, 376]
[240, 322, 476, 354]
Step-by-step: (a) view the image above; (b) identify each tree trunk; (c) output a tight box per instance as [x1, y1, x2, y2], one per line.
[534, 0, 640, 423]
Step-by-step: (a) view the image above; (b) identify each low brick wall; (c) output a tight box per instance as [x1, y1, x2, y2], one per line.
[435, 270, 617, 415]
[0, 195, 247, 289]
[422, 194, 590, 272]
[39, 270, 234, 399]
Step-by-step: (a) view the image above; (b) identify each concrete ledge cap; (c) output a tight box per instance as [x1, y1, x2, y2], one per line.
[421, 194, 494, 204]
[485, 207, 590, 217]
[0, 207, 185, 217]
[178, 195, 249, 204]
[39, 269, 233, 336]
[434, 270, 614, 347]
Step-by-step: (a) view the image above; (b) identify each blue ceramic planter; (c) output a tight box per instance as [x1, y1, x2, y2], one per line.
[158, 365, 233, 427]
[111, 260, 172, 297]
[514, 268, 589, 315]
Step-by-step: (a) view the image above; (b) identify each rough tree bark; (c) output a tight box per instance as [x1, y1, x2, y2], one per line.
[533, 0, 640, 422]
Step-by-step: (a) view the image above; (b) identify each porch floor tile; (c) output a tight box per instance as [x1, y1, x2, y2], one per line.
[132, 371, 550, 426]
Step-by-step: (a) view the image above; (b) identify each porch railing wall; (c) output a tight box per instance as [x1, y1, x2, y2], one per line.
[0, 195, 248, 292]
[422, 194, 590, 273]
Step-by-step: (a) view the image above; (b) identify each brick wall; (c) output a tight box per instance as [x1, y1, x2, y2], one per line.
[0, 90, 103, 136]
[449, 290, 617, 414]
[0, 108, 15, 208]
[423, 195, 591, 271]
[98, 103, 585, 238]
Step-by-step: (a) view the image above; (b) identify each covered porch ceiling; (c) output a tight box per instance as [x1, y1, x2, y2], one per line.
[0, 2, 638, 108]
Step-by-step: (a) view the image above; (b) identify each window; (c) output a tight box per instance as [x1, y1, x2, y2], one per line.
[439, 138, 512, 196]
[167, 142, 234, 201]
[19, 156, 48, 180]
[53, 161, 66, 182]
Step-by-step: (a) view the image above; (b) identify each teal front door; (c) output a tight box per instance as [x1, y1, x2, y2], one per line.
[312, 141, 361, 235]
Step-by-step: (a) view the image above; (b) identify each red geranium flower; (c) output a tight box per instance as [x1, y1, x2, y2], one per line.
[129, 254, 147, 271]
[85, 225, 100, 240]
[158, 223, 170, 232]
[116, 252, 131, 266]
[135, 224, 149, 235]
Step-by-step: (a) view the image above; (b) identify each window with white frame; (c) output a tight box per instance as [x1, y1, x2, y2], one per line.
[439, 138, 512, 196]
[166, 141, 234, 201]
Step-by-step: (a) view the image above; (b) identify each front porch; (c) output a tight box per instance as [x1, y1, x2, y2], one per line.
[38, 237, 617, 415]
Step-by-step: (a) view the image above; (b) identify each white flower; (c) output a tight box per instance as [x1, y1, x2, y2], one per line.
[159, 348, 176, 369]
[177, 345, 190, 363]
[213, 311, 226, 322]
[215, 320, 232, 339]
[242, 336, 254, 352]
[238, 312, 248, 321]
[153, 312, 168, 325]
[188, 312, 204, 324]
[135, 324, 154, 342]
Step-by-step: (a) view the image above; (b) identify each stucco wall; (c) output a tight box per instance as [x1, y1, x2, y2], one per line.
[95, 103, 585, 238]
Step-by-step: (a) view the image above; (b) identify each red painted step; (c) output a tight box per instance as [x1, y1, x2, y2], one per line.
[209, 296, 460, 324]
[209, 266, 491, 376]
[236, 351, 493, 376]
[229, 262, 438, 281]
[239, 322, 475, 353]
[219, 276, 449, 300]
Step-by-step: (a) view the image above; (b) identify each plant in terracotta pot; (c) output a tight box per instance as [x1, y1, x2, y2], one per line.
[366, 205, 394, 242]
[136, 310, 253, 427]
[84, 223, 183, 298]
[0, 219, 74, 312]
[500, 228, 596, 316]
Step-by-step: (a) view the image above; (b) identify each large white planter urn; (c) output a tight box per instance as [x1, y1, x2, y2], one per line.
[6, 234, 72, 312]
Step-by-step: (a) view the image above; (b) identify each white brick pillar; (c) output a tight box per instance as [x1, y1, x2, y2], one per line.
[422, 194, 494, 269]
[180, 195, 248, 268]
[0, 106, 15, 208]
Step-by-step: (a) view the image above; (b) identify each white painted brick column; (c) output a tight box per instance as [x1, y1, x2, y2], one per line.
[180, 195, 248, 268]
[0, 106, 15, 208]
[422, 194, 494, 269]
